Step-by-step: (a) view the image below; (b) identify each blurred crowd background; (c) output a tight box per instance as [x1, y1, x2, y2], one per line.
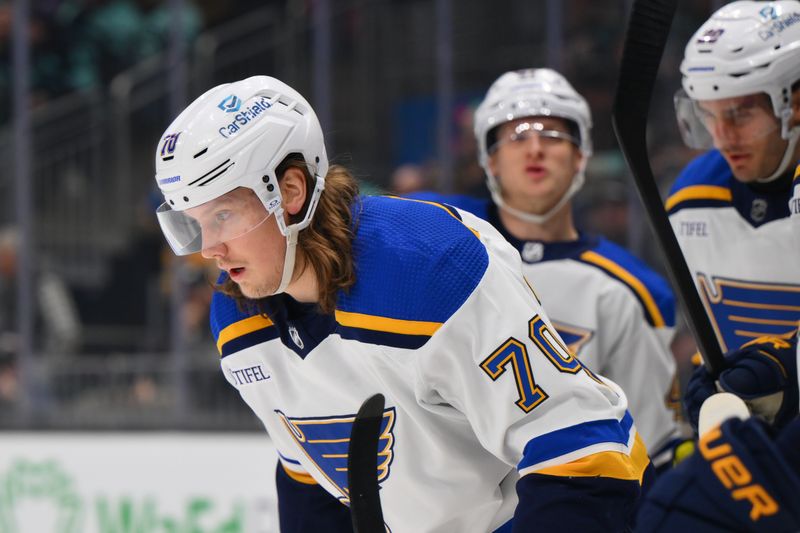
[1, 0, 726, 431]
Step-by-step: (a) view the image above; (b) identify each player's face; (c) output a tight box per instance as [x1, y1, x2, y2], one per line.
[192, 187, 286, 298]
[488, 117, 583, 216]
[696, 93, 786, 183]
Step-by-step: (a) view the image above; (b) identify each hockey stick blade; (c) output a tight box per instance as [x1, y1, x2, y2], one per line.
[348, 393, 386, 533]
[612, 0, 726, 376]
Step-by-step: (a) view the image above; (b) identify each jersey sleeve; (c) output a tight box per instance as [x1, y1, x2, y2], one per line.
[415, 212, 651, 530]
[596, 282, 681, 464]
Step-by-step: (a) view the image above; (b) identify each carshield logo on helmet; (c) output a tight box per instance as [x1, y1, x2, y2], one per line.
[218, 96, 273, 139]
[217, 95, 242, 113]
[160, 132, 181, 160]
[759, 6, 778, 20]
[758, 10, 800, 41]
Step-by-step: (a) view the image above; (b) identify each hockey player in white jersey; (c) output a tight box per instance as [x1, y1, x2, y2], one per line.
[153, 75, 652, 532]
[410, 68, 683, 471]
[634, 162, 800, 532]
[668, 0, 800, 359]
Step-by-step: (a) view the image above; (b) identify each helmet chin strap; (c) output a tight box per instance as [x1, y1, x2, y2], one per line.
[756, 127, 800, 183]
[273, 226, 299, 295]
[487, 164, 586, 225]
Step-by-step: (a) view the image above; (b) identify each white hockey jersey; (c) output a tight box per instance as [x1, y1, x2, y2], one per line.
[792, 163, 800, 401]
[667, 151, 800, 353]
[406, 193, 680, 463]
[211, 196, 648, 533]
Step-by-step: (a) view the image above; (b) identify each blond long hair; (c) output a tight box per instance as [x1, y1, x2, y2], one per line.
[218, 154, 359, 314]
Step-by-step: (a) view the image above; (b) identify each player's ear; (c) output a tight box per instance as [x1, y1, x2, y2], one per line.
[280, 166, 308, 216]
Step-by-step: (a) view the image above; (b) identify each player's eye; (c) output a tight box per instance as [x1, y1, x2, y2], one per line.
[215, 210, 233, 224]
[729, 107, 754, 122]
[697, 106, 716, 122]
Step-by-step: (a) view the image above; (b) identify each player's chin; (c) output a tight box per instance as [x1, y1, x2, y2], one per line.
[730, 168, 761, 183]
[238, 281, 274, 299]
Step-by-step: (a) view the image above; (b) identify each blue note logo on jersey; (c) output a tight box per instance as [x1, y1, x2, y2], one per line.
[276, 407, 396, 504]
[697, 275, 800, 351]
[551, 321, 594, 356]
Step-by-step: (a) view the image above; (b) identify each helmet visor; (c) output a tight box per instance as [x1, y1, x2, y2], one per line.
[489, 120, 579, 153]
[674, 89, 779, 150]
[156, 187, 273, 256]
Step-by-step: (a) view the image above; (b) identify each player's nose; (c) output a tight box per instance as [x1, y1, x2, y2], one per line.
[201, 240, 227, 259]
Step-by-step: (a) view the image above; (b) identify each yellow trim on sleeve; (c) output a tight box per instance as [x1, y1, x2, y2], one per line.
[335, 310, 442, 336]
[532, 433, 650, 483]
[216, 314, 274, 354]
[794, 164, 800, 179]
[580, 250, 666, 328]
[665, 185, 732, 212]
[282, 464, 318, 485]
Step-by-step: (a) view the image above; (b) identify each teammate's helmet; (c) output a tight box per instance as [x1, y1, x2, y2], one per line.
[677, 1, 800, 151]
[154, 75, 328, 256]
[473, 68, 593, 223]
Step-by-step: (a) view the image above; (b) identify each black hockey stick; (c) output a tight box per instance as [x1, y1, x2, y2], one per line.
[612, 0, 726, 376]
[348, 393, 386, 532]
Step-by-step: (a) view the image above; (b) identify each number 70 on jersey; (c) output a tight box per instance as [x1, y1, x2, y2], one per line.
[481, 314, 601, 412]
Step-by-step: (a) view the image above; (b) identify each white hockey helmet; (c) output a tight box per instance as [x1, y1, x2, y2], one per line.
[154, 75, 328, 293]
[473, 68, 593, 223]
[676, 1, 800, 179]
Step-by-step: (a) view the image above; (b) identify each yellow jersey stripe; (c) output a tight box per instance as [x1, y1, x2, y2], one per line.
[580, 250, 666, 328]
[533, 433, 650, 483]
[387, 196, 481, 238]
[665, 185, 732, 212]
[281, 464, 318, 485]
[795, 164, 800, 179]
[216, 314, 274, 354]
[335, 310, 443, 336]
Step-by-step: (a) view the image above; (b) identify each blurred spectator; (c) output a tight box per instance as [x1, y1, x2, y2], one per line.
[0, 226, 82, 357]
[55, 0, 202, 92]
[0, 3, 73, 122]
[135, 0, 203, 58]
[0, 0, 204, 125]
[0, 353, 17, 408]
[389, 163, 430, 195]
[575, 151, 631, 247]
[452, 102, 489, 197]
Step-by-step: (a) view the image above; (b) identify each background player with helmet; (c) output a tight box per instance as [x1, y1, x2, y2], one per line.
[410, 68, 684, 471]
[667, 0, 800, 356]
[635, 2, 800, 530]
[154, 75, 653, 532]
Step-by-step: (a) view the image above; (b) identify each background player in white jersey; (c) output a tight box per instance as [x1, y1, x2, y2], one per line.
[667, 0, 800, 358]
[634, 162, 800, 532]
[153, 75, 652, 532]
[411, 68, 684, 470]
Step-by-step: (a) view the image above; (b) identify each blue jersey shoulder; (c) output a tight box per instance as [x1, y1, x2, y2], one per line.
[669, 150, 731, 194]
[581, 238, 676, 329]
[666, 151, 733, 214]
[403, 191, 491, 220]
[336, 195, 489, 328]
